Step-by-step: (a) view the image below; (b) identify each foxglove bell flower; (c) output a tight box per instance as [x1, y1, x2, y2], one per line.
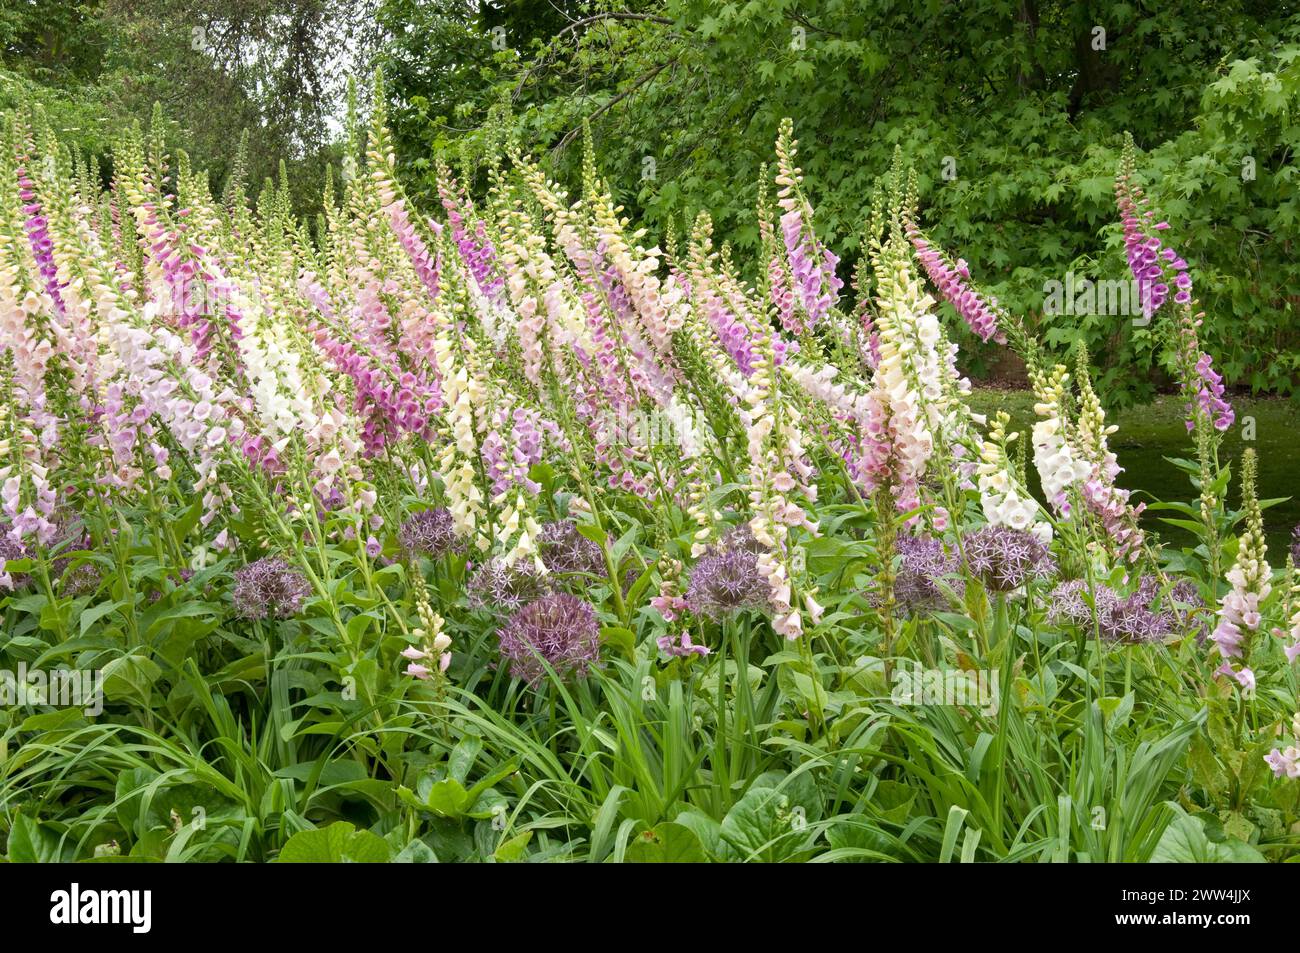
[1030, 365, 1091, 517]
[976, 412, 1052, 543]
[772, 119, 843, 332]
[1265, 746, 1300, 779]
[657, 631, 710, 658]
[1210, 450, 1270, 693]
[1267, 713, 1300, 778]
[401, 611, 453, 680]
[907, 227, 1004, 344]
[1115, 141, 1232, 433]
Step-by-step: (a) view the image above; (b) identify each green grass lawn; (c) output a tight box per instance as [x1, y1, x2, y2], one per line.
[970, 387, 1300, 555]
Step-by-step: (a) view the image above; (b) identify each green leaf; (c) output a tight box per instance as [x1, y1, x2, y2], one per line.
[393, 839, 437, 863]
[575, 522, 608, 548]
[100, 655, 161, 703]
[719, 784, 810, 862]
[447, 737, 483, 784]
[599, 625, 636, 658]
[493, 830, 533, 862]
[1151, 813, 1265, 863]
[939, 806, 968, 863]
[401, 778, 472, 818]
[345, 611, 379, 643]
[625, 822, 706, 863]
[5, 815, 73, 862]
[80, 598, 128, 636]
[20, 708, 85, 732]
[276, 821, 390, 863]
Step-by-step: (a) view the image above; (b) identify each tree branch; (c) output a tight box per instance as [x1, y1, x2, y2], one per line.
[553, 12, 674, 42]
[552, 59, 674, 153]
[513, 12, 674, 99]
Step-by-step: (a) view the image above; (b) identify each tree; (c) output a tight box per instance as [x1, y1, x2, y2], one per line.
[379, 0, 1300, 403]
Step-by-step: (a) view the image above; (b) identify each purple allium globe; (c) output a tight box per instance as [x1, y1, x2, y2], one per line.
[49, 517, 90, 569]
[1292, 522, 1300, 565]
[1123, 575, 1202, 643]
[497, 592, 601, 684]
[1133, 574, 1203, 614]
[398, 507, 460, 559]
[149, 568, 196, 604]
[1099, 595, 1172, 643]
[467, 558, 549, 612]
[47, 519, 98, 596]
[60, 562, 102, 598]
[685, 526, 769, 619]
[1047, 579, 1119, 627]
[539, 521, 605, 576]
[0, 530, 31, 591]
[232, 556, 312, 619]
[893, 535, 964, 614]
[962, 526, 1056, 592]
[1165, 578, 1203, 608]
[1048, 574, 1198, 643]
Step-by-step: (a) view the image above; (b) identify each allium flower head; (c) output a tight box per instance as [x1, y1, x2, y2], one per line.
[963, 526, 1056, 592]
[1291, 522, 1300, 566]
[1161, 577, 1203, 609]
[892, 535, 964, 615]
[1047, 579, 1119, 627]
[1101, 596, 1173, 643]
[60, 563, 102, 598]
[539, 521, 605, 576]
[685, 526, 769, 619]
[0, 531, 31, 591]
[468, 558, 549, 612]
[232, 556, 312, 619]
[48, 517, 93, 584]
[497, 592, 601, 684]
[1049, 574, 1200, 643]
[398, 507, 460, 559]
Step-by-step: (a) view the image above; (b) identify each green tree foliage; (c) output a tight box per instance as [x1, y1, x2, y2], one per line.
[379, 0, 1299, 404]
[1, 0, 379, 215]
[0, 1, 126, 158]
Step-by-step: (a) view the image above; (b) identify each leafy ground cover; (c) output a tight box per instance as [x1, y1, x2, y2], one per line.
[0, 93, 1297, 864]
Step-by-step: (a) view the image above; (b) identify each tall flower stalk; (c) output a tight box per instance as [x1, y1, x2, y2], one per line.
[1210, 449, 1270, 697]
